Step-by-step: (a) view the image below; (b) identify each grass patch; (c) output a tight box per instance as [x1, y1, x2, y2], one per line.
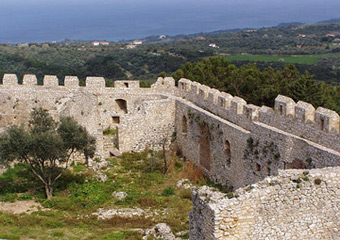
[0, 151, 196, 239]
[224, 53, 340, 64]
[103, 127, 117, 136]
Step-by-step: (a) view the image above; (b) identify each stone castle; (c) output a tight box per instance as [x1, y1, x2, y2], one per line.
[1, 73, 340, 239]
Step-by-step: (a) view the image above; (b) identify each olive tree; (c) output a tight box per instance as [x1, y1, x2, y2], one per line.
[0, 108, 96, 199]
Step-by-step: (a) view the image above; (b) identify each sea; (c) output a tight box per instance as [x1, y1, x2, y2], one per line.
[0, 0, 340, 44]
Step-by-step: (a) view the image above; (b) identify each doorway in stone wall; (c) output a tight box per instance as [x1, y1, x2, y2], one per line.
[199, 122, 211, 171]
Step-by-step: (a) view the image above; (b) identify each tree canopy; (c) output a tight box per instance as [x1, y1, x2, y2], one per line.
[0, 108, 96, 199]
[172, 56, 340, 113]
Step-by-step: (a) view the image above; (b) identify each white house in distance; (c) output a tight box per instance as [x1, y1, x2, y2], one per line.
[91, 41, 109, 46]
[297, 34, 306, 38]
[209, 43, 219, 48]
[133, 40, 143, 45]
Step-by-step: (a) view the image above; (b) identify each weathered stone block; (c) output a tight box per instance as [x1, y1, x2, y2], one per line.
[315, 107, 339, 133]
[295, 101, 315, 123]
[64, 76, 79, 88]
[244, 104, 260, 120]
[207, 89, 221, 104]
[198, 85, 210, 100]
[274, 95, 295, 117]
[22, 74, 37, 86]
[43, 75, 59, 87]
[190, 82, 201, 95]
[2, 74, 18, 86]
[178, 78, 192, 91]
[217, 92, 233, 108]
[231, 97, 247, 115]
[86, 76, 105, 90]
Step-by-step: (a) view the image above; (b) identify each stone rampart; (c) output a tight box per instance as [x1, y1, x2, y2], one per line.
[1, 73, 340, 239]
[0, 74, 176, 158]
[178, 79, 340, 152]
[190, 167, 340, 239]
[176, 78, 340, 188]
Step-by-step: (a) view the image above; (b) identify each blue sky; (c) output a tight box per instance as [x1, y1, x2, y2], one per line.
[1, 0, 340, 43]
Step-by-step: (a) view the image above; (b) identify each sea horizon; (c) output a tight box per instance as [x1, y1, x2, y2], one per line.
[0, 0, 340, 44]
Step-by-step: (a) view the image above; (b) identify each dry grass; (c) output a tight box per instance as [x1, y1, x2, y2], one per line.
[181, 161, 205, 184]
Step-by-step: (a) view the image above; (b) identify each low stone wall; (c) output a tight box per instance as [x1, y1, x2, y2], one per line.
[190, 167, 340, 240]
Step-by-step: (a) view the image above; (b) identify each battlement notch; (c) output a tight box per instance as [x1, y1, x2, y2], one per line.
[151, 77, 175, 89]
[114, 80, 139, 89]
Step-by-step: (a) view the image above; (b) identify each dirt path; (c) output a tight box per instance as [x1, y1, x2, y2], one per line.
[0, 200, 46, 214]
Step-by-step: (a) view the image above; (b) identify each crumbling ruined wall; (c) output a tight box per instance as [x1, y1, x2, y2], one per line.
[190, 167, 340, 240]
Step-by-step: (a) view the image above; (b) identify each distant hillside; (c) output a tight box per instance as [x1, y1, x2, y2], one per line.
[276, 22, 304, 28]
[318, 18, 340, 24]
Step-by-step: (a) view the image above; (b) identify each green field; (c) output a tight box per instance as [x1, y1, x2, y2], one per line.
[224, 53, 340, 64]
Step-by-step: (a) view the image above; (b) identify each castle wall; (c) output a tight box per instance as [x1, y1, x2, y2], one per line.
[175, 99, 250, 188]
[2, 74, 340, 238]
[0, 75, 176, 159]
[190, 167, 340, 240]
[176, 78, 340, 188]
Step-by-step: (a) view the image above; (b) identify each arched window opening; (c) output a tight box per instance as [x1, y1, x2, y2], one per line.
[115, 99, 127, 114]
[225, 140, 231, 166]
[199, 122, 211, 171]
[182, 116, 188, 134]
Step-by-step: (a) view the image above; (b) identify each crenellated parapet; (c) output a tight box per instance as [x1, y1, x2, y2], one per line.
[177, 78, 340, 151]
[0, 74, 143, 92]
[151, 77, 176, 89]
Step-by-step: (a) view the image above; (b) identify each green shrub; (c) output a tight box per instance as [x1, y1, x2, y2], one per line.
[103, 127, 117, 136]
[292, 178, 302, 184]
[162, 187, 175, 196]
[73, 164, 85, 173]
[70, 181, 111, 208]
[42, 197, 73, 210]
[17, 193, 33, 201]
[0, 193, 17, 202]
[227, 192, 234, 199]
[274, 152, 280, 160]
[0, 214, 16, 225]
[314, 178, 322, 185]
[52, 231, 65, 237]
[306, 158, 313, 165]
[179, 189, 192, 200]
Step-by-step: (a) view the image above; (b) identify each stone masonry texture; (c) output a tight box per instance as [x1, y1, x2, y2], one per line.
[1, 74, 340, 239]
